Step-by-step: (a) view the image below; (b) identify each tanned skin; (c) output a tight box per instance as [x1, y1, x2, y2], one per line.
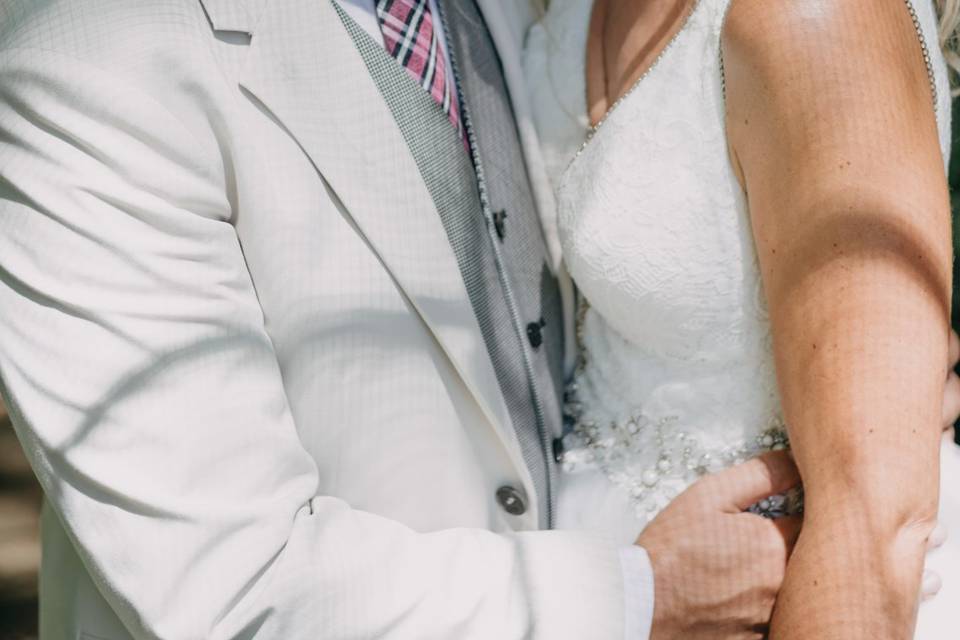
[587, 0, 955, 637]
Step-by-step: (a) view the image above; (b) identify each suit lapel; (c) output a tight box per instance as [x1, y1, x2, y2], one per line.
[234, 0, 521, 461]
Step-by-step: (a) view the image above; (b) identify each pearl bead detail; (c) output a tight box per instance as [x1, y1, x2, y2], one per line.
[561, 299, 797, 522]
[642, 470, 660, 487]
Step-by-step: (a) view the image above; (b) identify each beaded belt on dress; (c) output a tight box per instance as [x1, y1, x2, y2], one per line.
[560, 300, 803, 523]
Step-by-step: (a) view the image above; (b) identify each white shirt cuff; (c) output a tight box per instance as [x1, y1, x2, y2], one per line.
[619, 545, 656, 640]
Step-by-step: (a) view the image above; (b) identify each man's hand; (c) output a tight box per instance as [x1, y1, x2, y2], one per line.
[637, 451, 801, 640]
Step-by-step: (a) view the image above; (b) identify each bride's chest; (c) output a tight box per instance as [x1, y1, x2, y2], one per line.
[556, 36, 768, 360]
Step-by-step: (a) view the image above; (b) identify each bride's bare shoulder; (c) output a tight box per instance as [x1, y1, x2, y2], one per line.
[721, 0, 933, 91]
[721, 0, 938, 168]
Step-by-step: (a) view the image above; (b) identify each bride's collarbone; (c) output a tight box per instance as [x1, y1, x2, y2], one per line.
[585, 0, 699, 127]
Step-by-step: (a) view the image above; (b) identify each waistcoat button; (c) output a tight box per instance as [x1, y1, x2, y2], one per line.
[493, 209, 508, 240]
[526, 318, 545, 349]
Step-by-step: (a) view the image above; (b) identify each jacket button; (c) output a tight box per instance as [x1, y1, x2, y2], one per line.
[526, 318, 545, 349]
[496, 486, 527, 515]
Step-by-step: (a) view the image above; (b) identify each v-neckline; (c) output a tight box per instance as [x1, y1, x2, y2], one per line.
[569, 0, 704, 177]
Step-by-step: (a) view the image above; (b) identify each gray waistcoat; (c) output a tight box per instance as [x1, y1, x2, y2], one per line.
[335, 1, 564, 527]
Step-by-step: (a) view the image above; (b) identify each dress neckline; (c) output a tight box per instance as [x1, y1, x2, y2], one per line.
[563, 0, 707, 181]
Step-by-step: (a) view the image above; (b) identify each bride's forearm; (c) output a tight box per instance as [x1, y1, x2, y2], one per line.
[770, 492, 935, 638]
[770, 431, 938, 638]
[764, 222, 947, 638]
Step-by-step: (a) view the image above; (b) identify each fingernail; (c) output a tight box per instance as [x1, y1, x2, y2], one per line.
[928, 522, 948, 551]
[922, 570, 942, 599]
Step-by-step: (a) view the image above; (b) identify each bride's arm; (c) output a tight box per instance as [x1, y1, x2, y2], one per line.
[722, 1, 952, 637]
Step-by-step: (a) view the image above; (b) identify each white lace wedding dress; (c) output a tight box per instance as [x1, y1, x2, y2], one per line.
[523, 0, 960, 636]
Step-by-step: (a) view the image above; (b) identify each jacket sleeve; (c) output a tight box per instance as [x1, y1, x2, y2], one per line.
[0, 46, 628, 640]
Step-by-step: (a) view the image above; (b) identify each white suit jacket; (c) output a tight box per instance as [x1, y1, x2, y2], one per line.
[0, 0, 626, 638]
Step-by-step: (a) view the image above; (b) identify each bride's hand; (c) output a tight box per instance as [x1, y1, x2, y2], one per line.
[637, 450, 801, 640]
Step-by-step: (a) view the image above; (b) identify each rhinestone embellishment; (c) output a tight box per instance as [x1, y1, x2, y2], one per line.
[561, 300, 801, 523]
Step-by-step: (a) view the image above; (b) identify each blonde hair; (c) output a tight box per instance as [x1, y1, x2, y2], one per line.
[936, 0, 960, 94]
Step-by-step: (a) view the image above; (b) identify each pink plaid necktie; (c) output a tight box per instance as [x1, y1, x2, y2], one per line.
[376, 0, 463, 138]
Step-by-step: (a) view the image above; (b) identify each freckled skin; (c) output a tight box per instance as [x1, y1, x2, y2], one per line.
[723, 1, 949, 638]
[587, 0, 952, 638]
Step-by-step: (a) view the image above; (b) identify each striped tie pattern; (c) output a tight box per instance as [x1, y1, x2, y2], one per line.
[376, 0, 462, 138]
